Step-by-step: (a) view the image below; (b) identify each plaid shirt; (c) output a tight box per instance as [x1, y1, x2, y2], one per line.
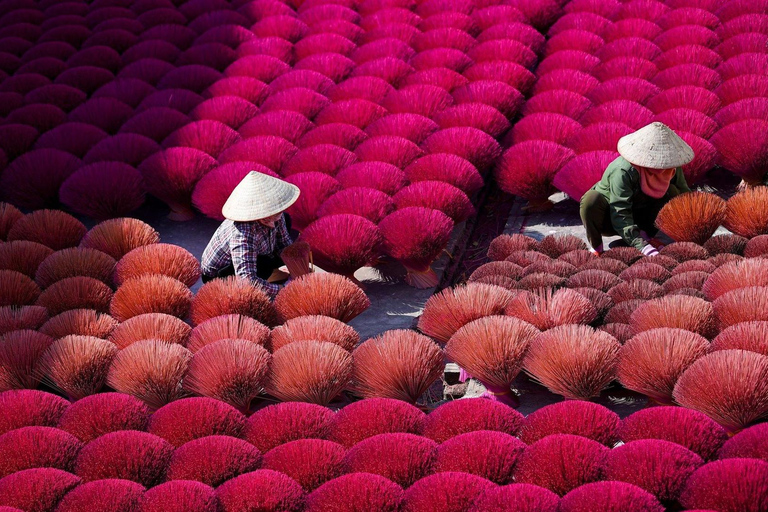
[201, 216, 292, 298]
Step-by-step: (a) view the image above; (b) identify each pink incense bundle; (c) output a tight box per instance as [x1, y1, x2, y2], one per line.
[487, 234, 539, 261]
[74, 430, 174, 487]
[7, 210, 87, 251]
[433, 103, 511, 140]
[646, 86, 721, 117]
[270, 314, 358, 353]
[679, 458, 768, 512]
[138, 147, 218, 221]
[354, 135, 424, 168]
[724, 187, 768, 238]
[508, 112, 582, 146]
[0, 306, 48, 336]
[106, 339, 190, 411]
[342, 432, 437, 488]
[284, 172, 342, 231]
[0, 468, 81, 512]
[0, 330, 52, 391]
[306, 473, 404, 512]
[404, 154, 483, 196]
[350, 57, 415, 86]
[327, 76, 394, 103]
[275, 272, 370, 322]
[190, 275, 276, 327]
[532, 69, 598, 98]
[403, 472, 496, 512]
[0, 148, 81, 209]
[603, 439, 703, 506]
[711, 119, 768, 187]
[534, 51, 599, 77]
[506, 288, 597, 331]
[0, 241, 52, 280]
[314, 99, 388, 129]
[352, 329, 443, 403]
[57, 392, 151, 442]
[262, 438, 346, 491]
[451, 80, 524, 119]
[544, 30, 605, 58]
[673, 349, 768, 433]
[317, 187, 394, 223]
[54, 478, 145, 512]
[587, 78, 660, 106]
[524, 325, 620, 400]
[393, 182, 474, 222]
[267, 340, 352, 405]
[162, 120, 241, 159]
[676, 131, 718, 185]
[83, 134, 161, 167]
[520, 401, 620, 446]
[79, 218, 159, 261]
[364, 112, 437, 144]
[119, 107, 191, 143]
[238, 113, 312, 145]
[595, 37, 661, 62]
[183, 338, 270, 414]
[0, 426, 80, 479]
[190, 96, 258, 130]
[299, 214, 382, 279]
[566, 122, 634, 154]
[653, 63, 721, 91]
[434, 430, 526, 485]
[378, 207, 454, 289]
[495, 140, 575, 212]
[514, 434, 608, 497]
[268, 69, 336, 97]
[559, 481, 664, 512]
[418, 283, 516, 344]
[335, 161, 407, 195]
[593, 56, 659, 82]
[424, 400, 524, 443]
[654, 24, 719, 52]
[282, 144, 358, 177]
[299, 123, 368, 150]
[554, 151, 618, 202]
[655, 191, 726, 244]
[617, 328, 710, 405]
[446, 316, 539, 407]
[716, 74, 768, 107]
[327, 397, 423, 448]
[580, 101, 654, 130]
[148, 397, 245, 449]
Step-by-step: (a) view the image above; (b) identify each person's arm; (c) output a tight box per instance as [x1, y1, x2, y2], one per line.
[607, 168, 646, 251]
[230, 226, 281, 299]
[274, 215, 293, 253]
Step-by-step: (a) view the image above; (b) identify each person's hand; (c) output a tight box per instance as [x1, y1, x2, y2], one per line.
[642, 244, 659, 257]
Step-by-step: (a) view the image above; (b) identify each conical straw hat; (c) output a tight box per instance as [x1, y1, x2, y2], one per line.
[617, 122, 694, 169]
[222, 171, 300, 222]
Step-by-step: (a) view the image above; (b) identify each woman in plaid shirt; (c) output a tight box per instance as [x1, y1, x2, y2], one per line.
[201, 172, 301, 299]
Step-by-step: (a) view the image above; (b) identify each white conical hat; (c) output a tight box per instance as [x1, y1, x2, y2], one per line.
[617, 122, 695, 169]
[222, 171, 300, 222]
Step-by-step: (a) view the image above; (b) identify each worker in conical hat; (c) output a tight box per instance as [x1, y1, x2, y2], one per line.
[580, 122, 694, 256]
[201, 171, 300, 299]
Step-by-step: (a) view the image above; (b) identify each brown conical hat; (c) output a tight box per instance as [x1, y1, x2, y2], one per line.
[222, 171, 300, 222]
[617, 122, 695, 169]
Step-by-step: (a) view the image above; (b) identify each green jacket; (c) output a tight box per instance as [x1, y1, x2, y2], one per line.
[591, 156, 690, 250]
